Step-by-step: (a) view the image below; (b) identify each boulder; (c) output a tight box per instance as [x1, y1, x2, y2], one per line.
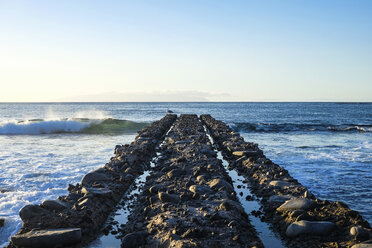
[19, 205, 53, 221]
[351, 240, 372, 248]
[121, 231, 148, 248]
[158, 192, 180, 203]
[350, 226, 370, 241]
[189, 185, 212, 195]
[149, 185, 166, 194]
[286, 220, 335, 238]
[11, 228, 82, 247]
[0, 218, 4, 227]
[267, 195, 293, 204]
[81, 187, 112, 197]
[81, 168, 110, 187]
[167, 169, 184, 179]
[269, 180, 291, 188]
[277, 198, 316, 212]
[41, 200, 69, 211]
[208, 178, 234, 193]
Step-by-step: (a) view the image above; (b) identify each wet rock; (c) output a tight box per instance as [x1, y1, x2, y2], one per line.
[81, 168, 110, 187]
[167, 169, 185, 179]
[277, 198, 316, 212]
[41, 200, 69, 211]
[350, 226, 370, 241]
[232, 151, 259, 157]
[267, 195, 293, 204]
[269, 180, 291, 188]
[81, 187, 112, 197]
[208, 178, 234, 193]
[286, 220, 335, 238]
[158, 192, 180, 203]
[121, 231, 148, 248]
[0, 218, 5, 227]
[11, 228, 82, 247]
[351, 240, 372, 248]
[19, 204, 53, 221]
[189, 185, 212, 195]
[149, 185, 166, 194]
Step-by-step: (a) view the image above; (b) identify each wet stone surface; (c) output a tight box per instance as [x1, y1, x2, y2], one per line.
[201, 114, 372, 248]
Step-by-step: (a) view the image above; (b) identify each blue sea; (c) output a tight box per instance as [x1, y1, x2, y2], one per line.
[0, 102, 371, 246]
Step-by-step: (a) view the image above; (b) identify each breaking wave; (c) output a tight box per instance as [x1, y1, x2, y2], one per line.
[0, 118, 149, 135]
[232, 122, 372, 133]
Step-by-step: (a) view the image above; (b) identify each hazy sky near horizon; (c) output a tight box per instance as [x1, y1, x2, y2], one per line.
[0, 1, 371, 102]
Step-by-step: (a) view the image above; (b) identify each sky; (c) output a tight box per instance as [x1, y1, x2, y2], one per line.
[0, 0, 371, 102]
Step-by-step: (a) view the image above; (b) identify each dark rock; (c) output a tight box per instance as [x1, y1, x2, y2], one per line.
[277, 198, 316, 212]
[0, 218, 5, 227]
[19, 204, 53, 221]
[81, 168, 110, 187]
[121, 231, 148, 248]
[286, 220, 335, 238]
[208, 178, 234, 193]
[81, 187, 112, 197]
[158, 192, 180, 203]
[10, 228, 82, 247]
[350, 226, 370, 241]
[41, 200, 69, 211]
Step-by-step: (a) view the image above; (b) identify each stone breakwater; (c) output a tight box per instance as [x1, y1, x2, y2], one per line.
[119, 114, 262, 247]
[8, 114, 177, 248]
[200, 114, 372, 248]
[6, 114, 372, 248]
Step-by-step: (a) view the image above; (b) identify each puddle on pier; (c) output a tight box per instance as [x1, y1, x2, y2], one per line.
[88, 123, 174, 248]
[203, 125, 286, 248]
[88, 157, 157, 248]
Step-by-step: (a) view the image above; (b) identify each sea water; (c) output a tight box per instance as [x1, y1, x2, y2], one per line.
[0, 102, 371, 246]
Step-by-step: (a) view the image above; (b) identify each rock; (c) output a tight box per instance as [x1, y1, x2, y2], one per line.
[81, 187, 112, 197]
[208, 178, 234, 193]
[0, 218, 5, 227]
[189, 185, 212, 195]
[232, 151, 259, 157]
[277, 198, 316, 212]
[350, 226, 370, 241]
[232, 151, 246, 157]
[167, 169, 184, 179]
[286, 220, 335, 238]
[11, 228, 82, 247]
[351, 240, 372, 248]
[149, 185, 166, 194]
[267, 195, 293, 204]
[121, 231, 148, 248]
[19, 205, 53, 221]
[81, 168, 110, 187]
[41, 200, 69, 211]
[115, 145, 123, 155]
[269, 180, 291, 188]
[158, 192, 180, 203]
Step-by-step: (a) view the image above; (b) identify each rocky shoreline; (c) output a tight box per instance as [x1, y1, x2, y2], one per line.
[200, 114, 372, 248]
[7, 114, 372, 248]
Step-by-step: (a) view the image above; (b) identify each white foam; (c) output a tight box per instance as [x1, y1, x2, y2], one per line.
[0, 120, 90, 135]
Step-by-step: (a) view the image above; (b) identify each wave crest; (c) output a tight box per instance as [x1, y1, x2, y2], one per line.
[0, 118, 148, 135]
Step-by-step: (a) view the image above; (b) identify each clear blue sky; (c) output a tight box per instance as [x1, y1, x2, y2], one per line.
[0, 0, 371, 101]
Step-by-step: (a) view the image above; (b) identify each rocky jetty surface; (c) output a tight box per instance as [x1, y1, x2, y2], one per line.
[8, 114, 177, 248]
[7, 114, 371, 248]
[200, 114, 372, 248]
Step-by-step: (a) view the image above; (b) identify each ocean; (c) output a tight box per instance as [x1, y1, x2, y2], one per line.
[0, 102, 371, 246]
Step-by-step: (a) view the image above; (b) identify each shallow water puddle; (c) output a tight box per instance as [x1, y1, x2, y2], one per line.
[204, 125, 286, 248]
[88, 124, 174, 247]
[88, 167, 151, 248]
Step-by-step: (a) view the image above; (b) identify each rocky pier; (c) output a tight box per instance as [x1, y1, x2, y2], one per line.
[7, 114, 372, 248]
